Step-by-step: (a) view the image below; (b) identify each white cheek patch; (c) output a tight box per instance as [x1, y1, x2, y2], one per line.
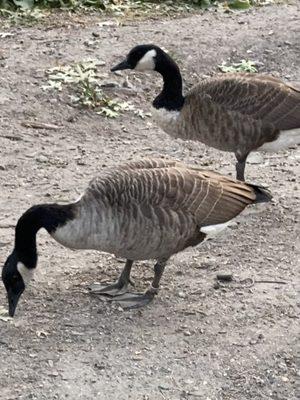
[17, 262, 34, 285]
[135, 49, 157, 71]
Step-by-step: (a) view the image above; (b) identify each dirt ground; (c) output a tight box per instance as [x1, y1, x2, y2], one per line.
[0, 3, 299, 400]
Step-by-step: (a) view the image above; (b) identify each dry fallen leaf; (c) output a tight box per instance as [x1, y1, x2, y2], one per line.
[36, 330, 49, 338]
[0, 306, 11, 322]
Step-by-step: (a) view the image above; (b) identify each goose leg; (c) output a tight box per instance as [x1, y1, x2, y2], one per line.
[89, 259, 134, 297]
[113, 260, 167, 309]
[235, 154, 248, 181]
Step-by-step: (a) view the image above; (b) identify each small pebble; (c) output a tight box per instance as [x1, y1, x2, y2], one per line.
[217, 273, 233, 282]
[36, 155, 48, 163]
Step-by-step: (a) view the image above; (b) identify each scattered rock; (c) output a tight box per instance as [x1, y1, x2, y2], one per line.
[36, 155, 48, 163]
[100, 80, 120, 88]
[158, 384, 171, 391]
[48, 371, 59, 377]
[94, 363, 106, 370]
[247, 153, 264, 164]
[0, 307, 11, 322]
[217, 273, 233, 282]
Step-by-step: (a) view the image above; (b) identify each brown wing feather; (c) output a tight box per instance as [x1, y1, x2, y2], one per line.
[89, 158, 257, 229]
[180, 169, 256, 226]
[192, 73, 300, 130]
[118, 158, 183, 171]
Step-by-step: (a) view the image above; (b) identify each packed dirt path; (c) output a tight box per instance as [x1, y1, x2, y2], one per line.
[0, 4, 299, 400]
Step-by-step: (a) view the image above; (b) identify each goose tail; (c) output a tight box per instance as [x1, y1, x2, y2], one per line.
[248, 184, 272, 204]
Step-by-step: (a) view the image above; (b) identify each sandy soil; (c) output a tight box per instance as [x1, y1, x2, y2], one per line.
[0, 4, 299, 400]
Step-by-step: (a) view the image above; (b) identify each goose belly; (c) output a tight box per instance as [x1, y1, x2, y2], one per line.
[110, 212, 195, 260]
[51, 206, 193, 261]
[257, 128, 300, 152]
[152, 107, 242, 152]
[115, 227, 181, 260]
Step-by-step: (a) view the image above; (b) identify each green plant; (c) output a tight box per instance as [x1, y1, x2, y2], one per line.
[0, 0, 280, 17]
[225, 0, 251, 9]
[43, 60, 147, 118]
[98, 99, 134, 118]
[218, 59, 258, 73]
[0, 6, 45, 25]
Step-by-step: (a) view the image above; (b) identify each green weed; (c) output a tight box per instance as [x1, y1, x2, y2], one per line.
[218, 59, 258, 73]
[43, 60, 147, 119]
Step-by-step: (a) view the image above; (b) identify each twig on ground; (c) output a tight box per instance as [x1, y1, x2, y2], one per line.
[2, 135, 22, 141]
[21, 121, 63, 130]
[0, 224, 15, 229]
[254, 279, 288, 285]
[216, 277, 288, 289]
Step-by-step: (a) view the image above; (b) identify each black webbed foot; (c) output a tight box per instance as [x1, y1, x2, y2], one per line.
[89, 281, 132, 297]
[89, 259, 134, 297]
[111, 286, 158, 309]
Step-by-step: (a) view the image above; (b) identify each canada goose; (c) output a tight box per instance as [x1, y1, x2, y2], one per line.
[111, 45, 300, 180]
[2, 158, 271, 317]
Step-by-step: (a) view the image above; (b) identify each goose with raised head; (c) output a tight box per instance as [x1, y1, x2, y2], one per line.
[111, 45, 300, 180]
[2, 158, 271, 317]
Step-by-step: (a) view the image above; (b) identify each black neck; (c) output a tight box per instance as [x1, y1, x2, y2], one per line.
[153, 54, 184, 111]
[14, 204, 75, 269]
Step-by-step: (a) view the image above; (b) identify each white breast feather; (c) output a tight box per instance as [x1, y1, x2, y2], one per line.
[51, 208, 113, 251]
[151, 107, 181, 137]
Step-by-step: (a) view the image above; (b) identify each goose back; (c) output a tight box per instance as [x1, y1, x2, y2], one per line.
[196, 74, 300, 130]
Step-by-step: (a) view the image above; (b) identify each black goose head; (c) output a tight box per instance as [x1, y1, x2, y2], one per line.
[2, 248, 36, 317]
[111, 44, 184, 111]
[2, 250, 28, 317]
[1, 203, 75, 317]
[111, 44, 170, 73]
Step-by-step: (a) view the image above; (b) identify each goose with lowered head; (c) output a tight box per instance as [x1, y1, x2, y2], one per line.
[111, 44, 300, 181]
[2, 158, 271, 317]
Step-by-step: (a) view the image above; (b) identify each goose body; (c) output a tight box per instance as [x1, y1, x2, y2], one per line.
[111, 45, 300, 180]
[53, 159, 255, 259]
[2, 158, 271, 316]
[153, 74, 300, 153]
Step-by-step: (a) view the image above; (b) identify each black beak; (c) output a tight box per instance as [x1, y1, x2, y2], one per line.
[111, 59, 131, 72]
[8, 289, 22, 317]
